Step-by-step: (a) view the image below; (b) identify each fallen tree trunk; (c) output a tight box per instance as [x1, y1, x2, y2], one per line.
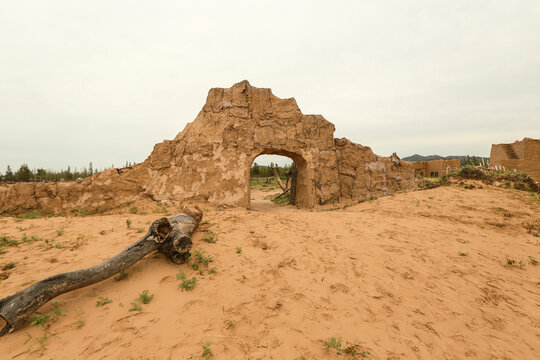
[272, 167, 286, 191]
[0, 209, 202, 336]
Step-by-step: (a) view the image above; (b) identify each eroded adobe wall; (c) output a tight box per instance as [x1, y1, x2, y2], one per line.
[0, 80, 416, 214]
[0, 168, 146, 214]
[490, 138, 540, 181]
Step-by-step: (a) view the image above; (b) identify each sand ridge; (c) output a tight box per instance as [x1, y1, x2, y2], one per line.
[0, 184, 539, 359]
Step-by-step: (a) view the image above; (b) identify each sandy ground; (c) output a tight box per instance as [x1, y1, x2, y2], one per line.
[0, 184, 539, 359]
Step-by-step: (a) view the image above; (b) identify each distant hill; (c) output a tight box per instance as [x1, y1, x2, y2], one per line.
[402, 154, 489, 164]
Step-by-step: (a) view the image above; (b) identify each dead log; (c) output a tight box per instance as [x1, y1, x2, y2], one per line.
[274, 188, 290, 199]
[0, 210, 202, 336]
[272, 167, 286, 191]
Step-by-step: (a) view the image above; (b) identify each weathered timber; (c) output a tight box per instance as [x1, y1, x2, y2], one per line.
[0, 210, 202, 336]
[272, 167, 286, 191]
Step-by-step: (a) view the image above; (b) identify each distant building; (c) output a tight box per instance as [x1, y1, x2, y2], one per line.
[490, 137, 540, 182]
[410, 159, 461, 178]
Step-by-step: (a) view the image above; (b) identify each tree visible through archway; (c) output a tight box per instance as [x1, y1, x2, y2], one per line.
[249, 154, 295, 210]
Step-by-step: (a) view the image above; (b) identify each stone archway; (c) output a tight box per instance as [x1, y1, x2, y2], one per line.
[0, 80, 417, 214]
[246, 149, 312, 208]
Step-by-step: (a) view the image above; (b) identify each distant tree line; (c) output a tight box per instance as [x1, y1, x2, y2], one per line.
[0, 161, 136, 182]
[250, 162, 291, 178]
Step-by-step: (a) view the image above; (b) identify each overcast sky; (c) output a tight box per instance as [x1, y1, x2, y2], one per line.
[1, 1, 539, 171]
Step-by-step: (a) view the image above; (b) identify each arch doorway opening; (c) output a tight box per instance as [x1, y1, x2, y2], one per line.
[248, 151, 310, 210]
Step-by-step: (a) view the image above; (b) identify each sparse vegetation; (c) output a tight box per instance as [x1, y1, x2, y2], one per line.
[324, 336, 370, 359]
[506, 257, 525, 269]
[225, 320, 235, 329]
[114, 270, 128, 281]
[194, 250, 214, 266]
[126, 219, 132, 229]
[31, 313, 51, 327]
[528, 256, 538, 266]
[136, 227, 144, 233]
[76, 206, 91, 217]
[24, 331, 54, 355]
[56, 228, 64, 236]
[75, 319, 85, 329]
[2, 261, 16, 270]
[236, 247, 242, 254]
[96, 297, 113, 307]
[201, 230, 217, 243]
[459, 252, 468, 257]
[128, 302, 142, 311]
[180, 277, 198, 291]
[137, 290, 154, 304]
[0, 235, 18, 247]
[129, 206, 138, 214]
[176, 269, 187, 280]
[201, 341, 213, 359]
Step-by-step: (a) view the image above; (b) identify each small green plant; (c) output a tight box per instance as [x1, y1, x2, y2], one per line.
[0, 235, 18, 247]
[76, 206, 91, 217]
[0, 246, 7, 255]
[201, 230, 217, 243]
[51, 301, 67, 316]
[201, 341, 213, 359]
[154, 202, 171, 216]
[114, 270, 128, 281]
[225, 320, 235, 329]
[180, 277, 198, 291]
[194, 250, 214, 266]
[22, 233, 40, 243]
[324, 337, 369, 359]
[2, 261, 16, 270]
[459, 252, 468, 257]
[529, 256, 538, 266]
[236, 247, 242, 254]
[56, 228, 64, 236]
[176, 269, 187, 280]
[136, 227, 144, 233]
[96, 297, 113, 307]
[18, 210, 43, 220]
[209, 267, 217, 274]
[75, 319, 85, 328]
[126, 219, 132, 229]
[129, 206, 138, 214]
[201, 220, 210, 225]
[324, 337, 343, 354]
[128, 302, 142, 311]
[137, 290, 154, 304]
[31, 313, 51, 327]
[24, 331, 53, 355]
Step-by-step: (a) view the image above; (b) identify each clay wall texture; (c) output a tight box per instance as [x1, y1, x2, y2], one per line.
[0, 81, 416, 214]
[411, 159, 461, 177]
[490, 138, 540, 182]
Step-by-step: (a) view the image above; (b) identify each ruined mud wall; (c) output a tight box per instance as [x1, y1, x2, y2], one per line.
[490, 138, 540, 182]
[0, 168, 146, 214]
[0, 81, 416, 214]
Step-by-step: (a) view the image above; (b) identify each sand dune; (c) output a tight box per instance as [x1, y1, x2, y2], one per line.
[1, 184, 539, 359]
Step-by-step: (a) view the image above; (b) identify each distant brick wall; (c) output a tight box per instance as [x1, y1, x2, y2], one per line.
[410, 159, 461, 177]
[490, 138, 540, 182]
